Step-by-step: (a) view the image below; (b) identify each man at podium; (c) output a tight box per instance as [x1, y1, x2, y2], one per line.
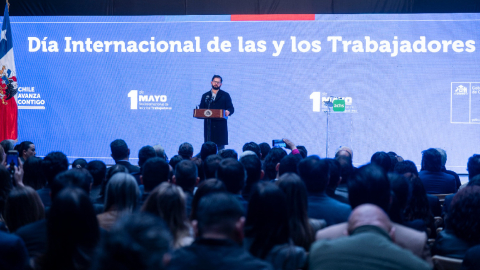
[199, 75, 234, 150]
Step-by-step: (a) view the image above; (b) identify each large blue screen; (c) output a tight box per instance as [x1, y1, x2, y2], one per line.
[11, 14, 480, 172]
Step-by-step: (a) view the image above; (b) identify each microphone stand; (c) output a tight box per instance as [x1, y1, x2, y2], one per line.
[206, 97, 212, 142]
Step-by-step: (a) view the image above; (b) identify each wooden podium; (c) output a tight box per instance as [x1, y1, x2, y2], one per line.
[193, 109, 227, 119]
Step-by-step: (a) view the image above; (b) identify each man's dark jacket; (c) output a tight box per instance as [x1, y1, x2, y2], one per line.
[199, 89, 234, 146]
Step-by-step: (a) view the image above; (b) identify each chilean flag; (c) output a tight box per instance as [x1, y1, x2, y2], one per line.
[0, 3, 18, 141]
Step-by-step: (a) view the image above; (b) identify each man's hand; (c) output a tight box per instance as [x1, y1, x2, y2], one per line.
[282, 138, 297, 151]
[225, 110, 230, 116]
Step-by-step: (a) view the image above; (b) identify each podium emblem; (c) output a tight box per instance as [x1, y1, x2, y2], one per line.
[204, 109, 213, 117]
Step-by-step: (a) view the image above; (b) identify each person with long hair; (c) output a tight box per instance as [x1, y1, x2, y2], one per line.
[142, 182, 193, 248]
[96, 164, 128, 204]
[97, 172, 139, 230]
[36, 188, 100, 270]
[23, 157, 46, 190]
[4, 186, 45, 233]
[403, 175, 436, 238]
[244, 182, 306, 270]
[276, 173, 317, 251]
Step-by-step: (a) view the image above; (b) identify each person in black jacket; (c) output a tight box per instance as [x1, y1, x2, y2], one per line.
[199, 75, 234, 150]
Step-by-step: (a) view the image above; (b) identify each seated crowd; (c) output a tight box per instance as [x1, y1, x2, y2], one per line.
[0, 138, 480, 270]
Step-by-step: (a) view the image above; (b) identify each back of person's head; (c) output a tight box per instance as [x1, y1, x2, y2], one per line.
[200, 141, 217, 161]
[335, 146, 353, 159]
[142, 157, 169, 192]
[91, 213, 172, 270]
[190, 179, 226, 220]
[370, 151, 391, 173]
[0, 139, 14, 153]
[348, 164, 390, 212]
[388, 154, 398, 172]
[190, 157, 205, 183]
[72, 158, 87, 169]
[387, 173, 410, 224]
[325, 158, 342, 189]
[298, 156, 329, 193]
[169, 155, 184, 171]
[467, 154, 480, 180]
[447, 186, 480, 245]
[276, 173, 313, 250]
[42, 151, 69, 185]
[4, 186, 45, 233]
[216, 158, 245, 194]
[245, 182, 290, 259]
[153, 144, 166, 160]
[138, 146, 156, 167]
[336, 155, 353, 185]
[263, 148, 287, 180]
[99, 164, 129, 202]
[51, 168, 93, 199]
[394, 160, 419, 177]
[467, 175, 480, 187]
[195, 192, 244, 240]
[297, 146, 308, 159]
[240, 154, 263, 186]
[421, 148, 442, 172]
[404, 175, 431, 222]
[347, 204, 392, 236]
[0, 166, 12, 216]
[174, 160, 198, 193]
[279, 154, 301, 177]
[242, 142, 261, 159]
[178, 142, 193, 159]
[43, 187, 99, 270]
[104, 172, 140, 213]
[218, 149, 238, 160]
[23, 157, 46, 190]
[141, 182, 188, 245]
[110, 139, 129, 161]
[204, 154, 222, 179]
[86, 160, 106, 187]
[436, 148, 447, 168]
[258, 143, 271, 161]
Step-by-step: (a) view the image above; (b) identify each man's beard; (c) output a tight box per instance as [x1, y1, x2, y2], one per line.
[212, 85, 220, 90]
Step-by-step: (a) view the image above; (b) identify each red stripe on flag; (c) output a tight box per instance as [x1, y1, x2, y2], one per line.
[231, 14, 315, 21]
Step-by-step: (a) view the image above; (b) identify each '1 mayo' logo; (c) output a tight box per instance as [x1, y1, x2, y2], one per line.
[128, 90, 171, 111]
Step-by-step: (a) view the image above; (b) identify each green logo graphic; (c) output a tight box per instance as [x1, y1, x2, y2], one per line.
[333, 99, 345, 112]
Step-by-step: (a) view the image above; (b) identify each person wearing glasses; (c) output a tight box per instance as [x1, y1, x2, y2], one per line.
[199, 75, 234, 151]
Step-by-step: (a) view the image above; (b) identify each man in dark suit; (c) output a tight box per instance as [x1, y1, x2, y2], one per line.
[298, 156, 351, 226]
[419, 148, 456, 194]
[199, 75, 234, 150]
[110, 139, 139, 174]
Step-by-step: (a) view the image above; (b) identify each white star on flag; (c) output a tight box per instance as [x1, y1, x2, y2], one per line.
[1, 29, 6, 41]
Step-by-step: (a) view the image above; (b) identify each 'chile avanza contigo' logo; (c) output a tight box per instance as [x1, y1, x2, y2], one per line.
[128, 90, 172, 110]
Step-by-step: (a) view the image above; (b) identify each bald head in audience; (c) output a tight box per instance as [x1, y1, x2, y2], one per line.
[347, 204, 395, 240]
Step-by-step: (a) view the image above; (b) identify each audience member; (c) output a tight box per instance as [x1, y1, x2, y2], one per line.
[276, 173, 320, 251]
[172, 159, 199, 216]
[168, 192, 273, 270]
[0, 230, 28, 270]
[244, 182, 307, 269]
[0, 139, 14, 153]
[0, 144, 5, 167]
[436, 148, 461, 190]
[132, 145, 157, 184]
[278, 154, 301, 178]
[433, 186, 480, 259]
[190, 156, 205, 183]
[370, 151, 391, 173]
[0, 166, 12, 228]
[18, 141, 36, 164]
[200, 141, 217, 161]
[22, 157, 46, 190]
[190, 179, 226, 221]
[35, 188, 100, 270]
[216, 158, 248, 209]
[243, 142, 262, 159]
[310, 204, 431, 270]
[37, 151, 69, 208]
[296, 145, 308, 159]
[140, 157, 169, 204]
[239, 150, 256, 159]
[110, 139, 140, 173]
[91, 213, 172, 270]
[335, 146, 353, 159]
[419, 148, 456, 194]
[97, 172, 140, 230]
[403, 175, 436, 238]
[86, 160, 107, 203]
[142, 182, 193, 248]
[240, 154, 264, 201]
[298, 156, 351, 226]
[4, 186, 45, 233]
[325, 158, 348, 204]
[258, 142, 271, 161]
[263, 148, 287, 181]
[334, 155, 353, 201]
[178, 142, 194, 159]
[96, 164, 128, 204]
[72, 158, 87, 169]
[203, 154, 222, 179]
[153, 144, 167, 160]
[462, 245, 480, 270]
[316, 164, 432, 263]
[388, 153, 399, 172]
[169, 154, 183, 170]
[218, 149, 238, 160]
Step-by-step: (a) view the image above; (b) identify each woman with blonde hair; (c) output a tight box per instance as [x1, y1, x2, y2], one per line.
[142, 182, 193, 248]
